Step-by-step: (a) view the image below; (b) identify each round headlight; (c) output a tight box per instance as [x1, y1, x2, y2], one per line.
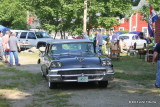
[107, 60, 112, 66]
[51, 61, 62, 68]
[51, 62, 57, 68]
[56, 62, 62, 68]
[101, 60, 107, 66]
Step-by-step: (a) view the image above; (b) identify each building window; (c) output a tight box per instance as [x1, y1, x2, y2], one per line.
[110, 27, 115, 31]
[120, 18, 124, 24]
[132, 26, 136, 31]
[142, 27, 148, 37]
[119, 27, 124, 31]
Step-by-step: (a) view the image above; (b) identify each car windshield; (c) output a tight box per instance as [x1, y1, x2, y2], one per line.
[119, 36, 129, 39]
[35, 32, 51, 38]
[51, 42, 95, 56]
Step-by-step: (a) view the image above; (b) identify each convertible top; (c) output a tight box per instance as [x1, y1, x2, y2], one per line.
[47, 39, 92, 44]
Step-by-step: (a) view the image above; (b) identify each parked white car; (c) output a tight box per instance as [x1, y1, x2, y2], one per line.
[119, 34, 147, 49]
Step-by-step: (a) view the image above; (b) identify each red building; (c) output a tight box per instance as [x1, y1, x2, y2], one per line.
[112, 0, 149, 37]
[113, 13, 148, 37]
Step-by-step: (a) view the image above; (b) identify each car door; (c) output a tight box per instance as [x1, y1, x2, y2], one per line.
[135, 35, 143, 49]
[129, 35, 136, 48]
[41, 44, 50, 76]
[18, 32, 27, 44]
[26, 32, 37, 47]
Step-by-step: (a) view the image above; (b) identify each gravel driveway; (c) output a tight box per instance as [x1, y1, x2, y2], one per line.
[11, 55, 160, 107]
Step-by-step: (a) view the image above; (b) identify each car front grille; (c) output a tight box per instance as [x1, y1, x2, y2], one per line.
[61, 75, 104, 80]
[57, 70, 105, 75]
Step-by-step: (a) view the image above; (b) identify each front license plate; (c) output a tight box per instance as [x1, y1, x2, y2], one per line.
[78, 77, 88, 82]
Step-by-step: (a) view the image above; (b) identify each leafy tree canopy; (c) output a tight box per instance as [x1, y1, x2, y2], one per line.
[24, 0, 132, 35]
[140, 0, 160, 21]
[0, 0, 28, 29]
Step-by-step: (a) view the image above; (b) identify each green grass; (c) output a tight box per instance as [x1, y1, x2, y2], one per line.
[115, 72, 155, 81]
[0, 62, 73, 107]
[113, 55, 156, 73]
[0, 96, 10, 107]
[112, 55, 156, 88]
[27, 90, 72, 107]
[0, 67, 43, 89]
[113, 55, 156, 76]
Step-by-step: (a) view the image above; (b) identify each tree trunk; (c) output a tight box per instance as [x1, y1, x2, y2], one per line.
[60, 30, 63, 39]
[54, 31, 57, 39]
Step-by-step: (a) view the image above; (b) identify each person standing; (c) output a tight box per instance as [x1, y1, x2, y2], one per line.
[0, 31, 3, 60]
[119, 38, 127, 53]
[96, 31, 103, 55]
[84, 32, 89, 40]
[2, 31, 10, 63]
[93, 34, 97, 53]
[111, 31, 119, 42]
[152, 43, 160, 88]
[8, 32, 21, 67]
[105, 37, 111, 56]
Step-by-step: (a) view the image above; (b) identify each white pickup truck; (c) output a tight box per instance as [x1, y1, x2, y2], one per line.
[16, 30, 53, 49]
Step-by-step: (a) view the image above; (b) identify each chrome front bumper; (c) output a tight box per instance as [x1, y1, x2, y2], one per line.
[47, 68, 114, 82]
[20, 45, 33, 49]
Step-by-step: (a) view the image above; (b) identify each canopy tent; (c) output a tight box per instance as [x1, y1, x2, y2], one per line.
[0, 25, 10, 31]
[116, 31, 124, 35]
[129, 31, 144, 39]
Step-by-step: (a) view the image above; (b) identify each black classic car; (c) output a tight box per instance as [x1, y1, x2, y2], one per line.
[39, 39, 114, 89]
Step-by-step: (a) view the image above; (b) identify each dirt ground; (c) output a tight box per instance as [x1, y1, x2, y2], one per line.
[1, 55, 160, 107]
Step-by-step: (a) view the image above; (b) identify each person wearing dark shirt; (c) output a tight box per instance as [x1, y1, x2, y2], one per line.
[152, 43, 160, 88]
[8, 32, 21, 67]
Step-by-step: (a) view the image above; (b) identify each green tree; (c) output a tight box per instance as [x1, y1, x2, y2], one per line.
[87, 0, 132, 32]
[140, 0, 160, 21]
[131, 0, 140, 6]
[0, 0, 28, 29]
[25, 0, 133, 37]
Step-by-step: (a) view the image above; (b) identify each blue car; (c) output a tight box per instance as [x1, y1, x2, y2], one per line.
[39, 39, 114, 89]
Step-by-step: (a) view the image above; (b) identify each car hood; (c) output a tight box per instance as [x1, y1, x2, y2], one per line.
[37, 38, 53, 41]
[52, 56, 102, 68]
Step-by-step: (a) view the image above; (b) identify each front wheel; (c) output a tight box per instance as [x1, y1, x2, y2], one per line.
[143, 43, 146, 48]
[98, 81, 108, 88]
[48, 81, 57, 89]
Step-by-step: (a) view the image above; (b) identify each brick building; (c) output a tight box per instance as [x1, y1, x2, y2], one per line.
[155, 19, 160, 43]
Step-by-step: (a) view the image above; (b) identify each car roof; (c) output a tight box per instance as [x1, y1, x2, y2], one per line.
[119, 34, 138, 36]
[129, 31, 143, 34]
[47, 39, 92, 44]
[11, 30, 48, 33]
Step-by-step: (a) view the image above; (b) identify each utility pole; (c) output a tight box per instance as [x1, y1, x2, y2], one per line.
[27, 11, 29, 29]
[83, 0, 87, 33]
